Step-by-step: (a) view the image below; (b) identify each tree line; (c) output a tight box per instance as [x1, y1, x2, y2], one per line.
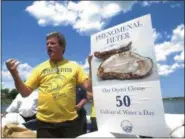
[1, 88, 19, 101]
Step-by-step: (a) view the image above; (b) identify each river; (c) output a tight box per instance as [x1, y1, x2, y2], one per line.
[84, 99, 184, 115]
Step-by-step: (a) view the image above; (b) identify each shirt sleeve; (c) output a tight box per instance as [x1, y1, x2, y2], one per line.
[76, 64, 88, 85]
[6, 94, 21, 113]
[25, 67, 40, 90]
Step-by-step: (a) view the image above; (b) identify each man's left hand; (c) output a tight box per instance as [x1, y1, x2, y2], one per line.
[75, 104, 82, 111]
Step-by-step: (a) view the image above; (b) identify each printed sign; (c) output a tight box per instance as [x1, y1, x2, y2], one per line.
[91, 14, 169, 137]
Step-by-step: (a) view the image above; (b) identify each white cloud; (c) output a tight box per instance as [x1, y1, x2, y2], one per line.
[157, 63, 184, 76]
[24, 2, 184, 78]
[174, 51, 184, 62]
[155, 24, 184, 62]
[26, 1, 136, 34]
[141, 1, 167, 7]
[2, 63, 33, 89]
[102, 3, 121, 18]
[17, 63, 33, 80]
[82, 58, 89, 71]
[170, 3, 181, 8]
[141, 1, 160, 7]
[157, 64, 173, 76]
[26, 1, 78, 26]
[153, 28, 162, 42]
[153, 24, 184, 76]
[1, 70, 12, 81]
[78, 58, 89, 75]
[171, 24, 184, 43]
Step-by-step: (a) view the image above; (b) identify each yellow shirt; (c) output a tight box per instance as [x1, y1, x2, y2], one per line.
[91, 102, 96, 118]
[25, 59, 88, 123]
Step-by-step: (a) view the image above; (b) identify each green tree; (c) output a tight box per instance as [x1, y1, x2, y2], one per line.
[0, 83, 3, 90]
[1, 88, 9, 94]
[1, 88, 10, 102]
[8, 89, 19, 99]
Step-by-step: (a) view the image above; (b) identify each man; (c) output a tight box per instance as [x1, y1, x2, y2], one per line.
[5, 32, 92, 138]
[76, 85, 88, 135]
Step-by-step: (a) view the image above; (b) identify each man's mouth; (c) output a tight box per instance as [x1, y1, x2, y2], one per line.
[48, 48, 54, 55]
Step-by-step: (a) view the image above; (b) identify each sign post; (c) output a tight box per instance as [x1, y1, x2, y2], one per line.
[91, 14, 169, 137]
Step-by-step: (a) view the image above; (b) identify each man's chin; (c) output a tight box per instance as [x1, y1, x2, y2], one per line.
[49, 55, 55, 60]
[48, 54, 62, 61]
[49, 57, 60, 61]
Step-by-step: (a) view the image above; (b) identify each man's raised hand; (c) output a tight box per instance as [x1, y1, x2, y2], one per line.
[5, 58, 20, 75]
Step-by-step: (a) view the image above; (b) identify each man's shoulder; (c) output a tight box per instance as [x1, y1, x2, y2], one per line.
[34, 60, 49, 69]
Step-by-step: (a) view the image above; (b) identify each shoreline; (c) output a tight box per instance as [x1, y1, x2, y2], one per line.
[163, 97, 184, 101]
[1, 97, 184, 105]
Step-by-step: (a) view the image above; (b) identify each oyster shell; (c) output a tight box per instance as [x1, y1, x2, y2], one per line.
[94, 42, 132, 60]
[97, 51, 153, 80]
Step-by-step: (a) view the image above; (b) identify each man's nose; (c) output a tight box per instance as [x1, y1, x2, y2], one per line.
[47, 43, 52, 48]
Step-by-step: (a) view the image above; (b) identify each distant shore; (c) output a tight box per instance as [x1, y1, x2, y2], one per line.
[1, 96, 184, 105]
[163, 96, 184, 101]
[1, 99, 12, 105]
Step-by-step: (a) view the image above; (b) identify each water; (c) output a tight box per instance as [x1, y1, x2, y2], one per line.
[84, 99, 184, 115]
[1, 99, 184, 115]
[1, 104, 9, 113]
[163, 99, 184, 114]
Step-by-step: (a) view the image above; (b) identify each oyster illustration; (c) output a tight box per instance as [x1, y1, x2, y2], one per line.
[94, 42, 132, 60]
[97, 51, 153, 80]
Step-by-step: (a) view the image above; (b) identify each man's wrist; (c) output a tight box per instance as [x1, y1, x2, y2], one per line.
[11, 71, 19, 78]
[89, 67, 92, 78]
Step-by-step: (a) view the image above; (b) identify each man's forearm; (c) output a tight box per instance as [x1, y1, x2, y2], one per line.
[83, 55, 93, 92]
[77, 98, 88, 108]
[87, 79, 92, 92]
[12, 72, 32, 97]
[87, 63, 92, 92]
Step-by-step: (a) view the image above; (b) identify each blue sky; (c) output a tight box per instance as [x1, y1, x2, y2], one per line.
[1, 1, 184, 98]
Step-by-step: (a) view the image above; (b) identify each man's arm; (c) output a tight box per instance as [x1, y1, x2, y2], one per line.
[82, 55, 93, 92]
[87, 91, 93, 100]
[82, 79, 92, 92]
[11, 72, 33, 97]
[75, 98, 88, 111]
[6, 59, 33, 97]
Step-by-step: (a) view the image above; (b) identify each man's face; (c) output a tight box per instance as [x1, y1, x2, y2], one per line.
[46, 36, 64, 61]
